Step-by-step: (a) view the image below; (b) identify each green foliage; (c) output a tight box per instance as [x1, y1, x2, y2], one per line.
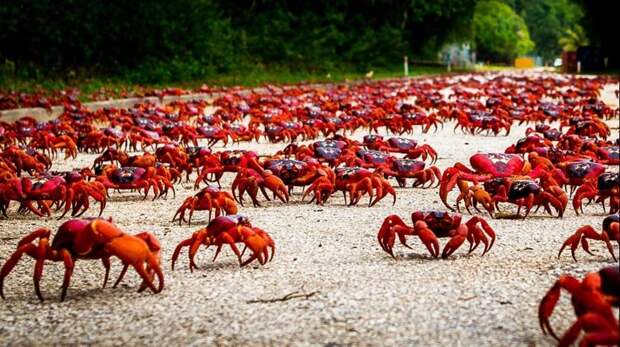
[558, 26, 589, 52]
[513, 0, 584, 62]
[473, 1, 534, 63]
[0, 0, 475, 84]
[0, 0, 237, 81]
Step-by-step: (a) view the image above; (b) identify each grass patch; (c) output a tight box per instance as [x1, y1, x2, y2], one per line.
[0, 65, 466, 102]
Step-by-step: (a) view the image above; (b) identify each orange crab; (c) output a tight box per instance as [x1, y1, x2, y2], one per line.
[231, 168, 289, 207]
[377, 211, 496, 258]
[172, 186, 238, 225]
[171, 215, 275, 271]
[0, 218, 163, 301]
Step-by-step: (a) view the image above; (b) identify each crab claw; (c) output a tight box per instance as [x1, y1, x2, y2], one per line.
[302, 176, 333, 205]
[369, 174, 396, 207]
[413, 221, 441, 258]
[377, 215, 412, 258]
[466, 216, 496, 256]
[238, 227, 275, 267]
[539, 283, 561, 339]
[441, 224, 468, 258]
[171, 230, 205, 271]
[439, 168, 460, 211]
[538, 275, 580, 340]
[100, 228, 164, 294]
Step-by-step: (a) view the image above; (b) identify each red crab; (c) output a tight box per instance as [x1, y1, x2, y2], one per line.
[563, 117, 611, 139]
[172, 186, 238, 225]
[303, 166, 395, 206]
[156, 144, 190, 167]
[377, 211, 496, 258]
[401, 110, 444, 133]
[556, 160, 606, 195]
[224, 123, 261, 142]
[454, 110, 511, 136]
[264, 122, 307, 143]
[440, 153, 541, 210]
[263, 158, 332, 194]
[171, 215, 275, 271]
[53, 171, 107, 218]
[338, 149, 395, 169]
[573, 172, 619, 215]
[194, 150, 262, 188]
[1, 146, 51, 176]
[539, 266, 619, 346]
[281, 139, 351, 167]
[505, 134, 553, 154]
[93, 147, 129, 167]
[195, 125, 236, 147]
[380, 159, 442, 188]
[585, 145, 619, 166]
[18, 173, 107, 219]
[334, 148, 396, 169]
[363, 135, 438, 163]
[456, 177, 568, 218]
[29, 133, 78, 160]
[231, 168, 289, 207]
[0, 178, 34, 216]
[559, 213, 619, 261]
[4, 177, 69, 217]
[525, 124, 562, 141]
[186, 146, 215, 168]
[0, 218, 163, 301]
[96, 165, 175, 200]
[0, 159, 18, 182]
[128, 128, 170, 151]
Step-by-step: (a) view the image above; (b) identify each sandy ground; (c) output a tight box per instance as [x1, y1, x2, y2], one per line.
[0, 80, 618, 346]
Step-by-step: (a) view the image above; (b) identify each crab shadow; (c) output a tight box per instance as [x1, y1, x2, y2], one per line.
[172, 259, 242, 273]
[395, 250, 483, 261]
[2, 285, 135, 304]
[168, 219, 211, 228]
[238, 199, 377, 208]
[107, 193, 174, 203]
[559, 255, 619, 265]
[490, 213, 562, 221]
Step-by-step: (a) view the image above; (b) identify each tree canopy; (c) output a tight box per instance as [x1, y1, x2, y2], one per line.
[1, 0, 483, 82]
[507, 0, 584, 63]
[0, 0, 612, 82]
[473, 1, 534, 63]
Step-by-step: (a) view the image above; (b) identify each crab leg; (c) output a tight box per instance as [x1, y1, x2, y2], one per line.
[101, 257, 111, 288]
[558, 226, 617, 262]
[0, 243, 38, 299]
[59, 249, 74, 301]
[441, 224, 468, 258]
[539, 275, 580, 339]
[377, 215, 415, 257]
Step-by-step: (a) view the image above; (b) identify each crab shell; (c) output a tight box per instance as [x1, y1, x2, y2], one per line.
[469, 153, 526, 177]
[411, 211, 464, 236]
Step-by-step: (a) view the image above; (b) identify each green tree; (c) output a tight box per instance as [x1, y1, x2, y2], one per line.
[473, 1, 535, 63]
[0, 0, 479, 82]
[558, 26, 589, 52]
[515, 0, 584, 63]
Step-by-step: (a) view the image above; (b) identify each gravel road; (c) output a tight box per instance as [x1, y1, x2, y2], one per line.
[0, 78, 618, 347]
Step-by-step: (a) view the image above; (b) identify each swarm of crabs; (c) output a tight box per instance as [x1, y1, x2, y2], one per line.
[1, 72, 619, 345]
